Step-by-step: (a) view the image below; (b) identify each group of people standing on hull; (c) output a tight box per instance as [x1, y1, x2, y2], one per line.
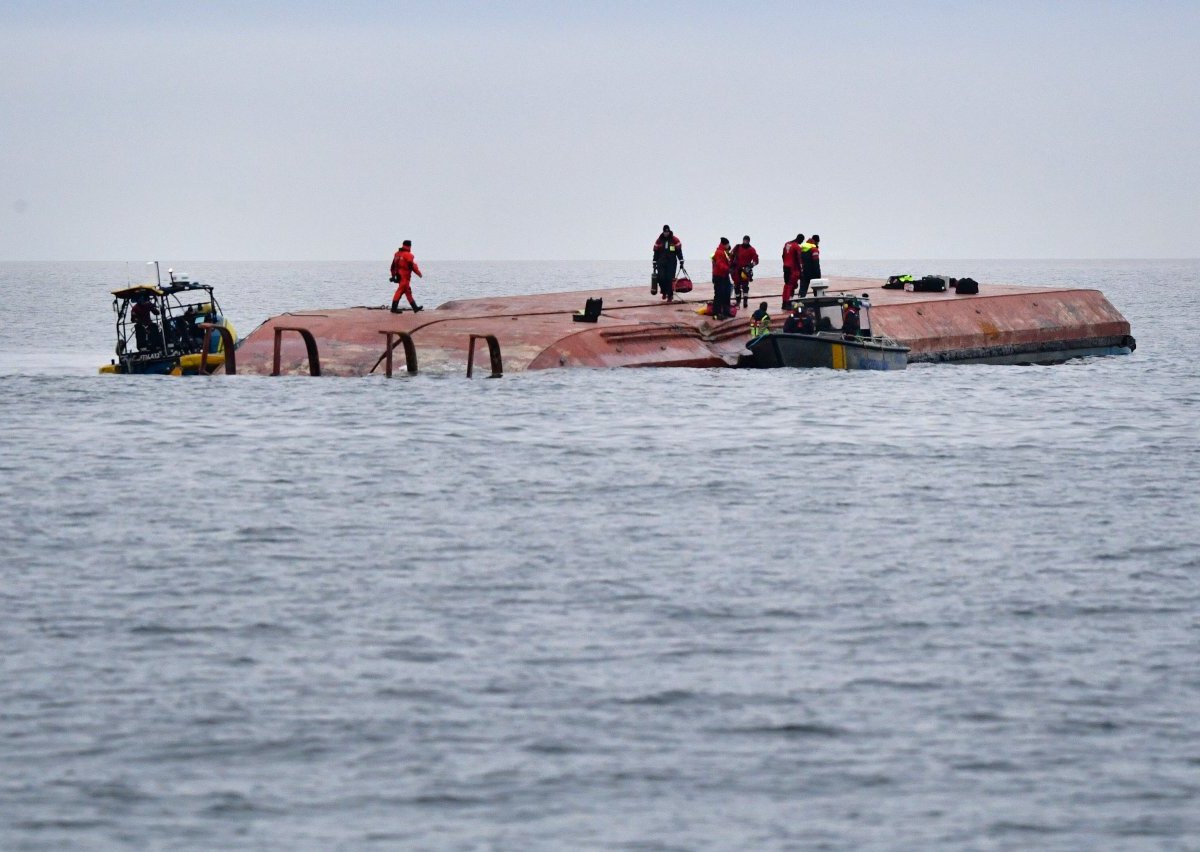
[710, 236, 759, 320]
[652, 227, 822, 320]
[387, 230, 821, 321]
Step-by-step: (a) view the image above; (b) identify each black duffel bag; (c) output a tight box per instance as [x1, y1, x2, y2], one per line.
[912, 275, 949, 292]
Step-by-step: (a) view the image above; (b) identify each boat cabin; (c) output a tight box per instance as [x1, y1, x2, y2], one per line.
[787, 285, 874, 339]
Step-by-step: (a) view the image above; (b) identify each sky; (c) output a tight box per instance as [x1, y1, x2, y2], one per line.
[1, 0, 1198, 260]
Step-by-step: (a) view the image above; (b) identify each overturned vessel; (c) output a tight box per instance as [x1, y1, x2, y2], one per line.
[229, 274, 1134, 376]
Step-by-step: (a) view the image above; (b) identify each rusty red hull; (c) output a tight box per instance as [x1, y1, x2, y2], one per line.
[234, 277, 1134, 376]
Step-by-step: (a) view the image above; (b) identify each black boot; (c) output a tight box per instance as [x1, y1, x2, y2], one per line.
[412, 304, 424, 313]
[390, 300, 402, 313]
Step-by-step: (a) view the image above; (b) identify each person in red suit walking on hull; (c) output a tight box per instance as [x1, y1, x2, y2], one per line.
[730, 235, 759, 309]
[389, 240, 424, 313]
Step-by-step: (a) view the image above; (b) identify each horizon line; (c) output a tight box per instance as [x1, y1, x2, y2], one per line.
[2, 257, 1198, 264]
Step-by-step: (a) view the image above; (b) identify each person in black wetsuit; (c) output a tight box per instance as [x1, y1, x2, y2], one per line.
[653, 225, 684, 303]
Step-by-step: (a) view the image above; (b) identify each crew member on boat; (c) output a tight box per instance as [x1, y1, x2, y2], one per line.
[750, 302, 771, 338]
[131, 292, 161, 352]
[842, 299, 861, 338]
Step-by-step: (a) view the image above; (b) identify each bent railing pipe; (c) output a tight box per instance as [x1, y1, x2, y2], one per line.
[379, 330, 418, 377]
[197, 323, 237, 375]
[466, 334, 503, 378]
[272, 326, 321, 376]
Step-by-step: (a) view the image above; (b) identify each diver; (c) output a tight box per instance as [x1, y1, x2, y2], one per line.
[652, 225, 684, 302]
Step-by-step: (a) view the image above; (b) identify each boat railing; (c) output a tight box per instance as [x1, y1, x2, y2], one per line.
[198, 323, 237, 374]
[271, 326, 322, 376]
[466, 334, 503, 378]
[378, 330, 419, 377]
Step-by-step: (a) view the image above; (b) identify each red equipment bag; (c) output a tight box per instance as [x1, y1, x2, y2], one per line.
[673, 263, 693, 293]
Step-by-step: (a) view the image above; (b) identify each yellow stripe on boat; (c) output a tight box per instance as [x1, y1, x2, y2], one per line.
[831, 343, 847, 370]
[178, 352, 225, 373]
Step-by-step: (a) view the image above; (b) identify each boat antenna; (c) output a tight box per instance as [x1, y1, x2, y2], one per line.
[146, 261, 161, 288]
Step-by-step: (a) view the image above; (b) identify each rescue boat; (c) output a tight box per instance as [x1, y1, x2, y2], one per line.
[743, 288, 909, 370]
[99, 268, 237, 375]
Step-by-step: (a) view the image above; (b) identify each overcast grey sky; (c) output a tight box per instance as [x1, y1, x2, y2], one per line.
[1, 0, 1197, 260]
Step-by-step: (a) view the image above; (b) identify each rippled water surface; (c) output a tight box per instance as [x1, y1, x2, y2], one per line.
[1, 260, 1198, 849]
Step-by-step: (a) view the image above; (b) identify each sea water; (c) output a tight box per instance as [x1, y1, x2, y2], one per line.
[1, 259, 1198, 849]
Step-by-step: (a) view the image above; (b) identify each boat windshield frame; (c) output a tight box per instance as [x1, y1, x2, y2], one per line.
[786, 293, 872, 336]
[111, 281, 225, 365]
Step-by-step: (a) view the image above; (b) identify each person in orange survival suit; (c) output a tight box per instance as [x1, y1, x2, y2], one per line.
[781, 233, 804, 310]
[389, 240, 424, 313]
[730, 235, 759, 309]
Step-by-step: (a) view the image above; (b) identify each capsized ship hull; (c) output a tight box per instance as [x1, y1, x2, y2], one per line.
[233, 277, 1134, 376]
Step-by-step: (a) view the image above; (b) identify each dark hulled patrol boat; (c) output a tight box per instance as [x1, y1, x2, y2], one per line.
[743, 284, 910, 370]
